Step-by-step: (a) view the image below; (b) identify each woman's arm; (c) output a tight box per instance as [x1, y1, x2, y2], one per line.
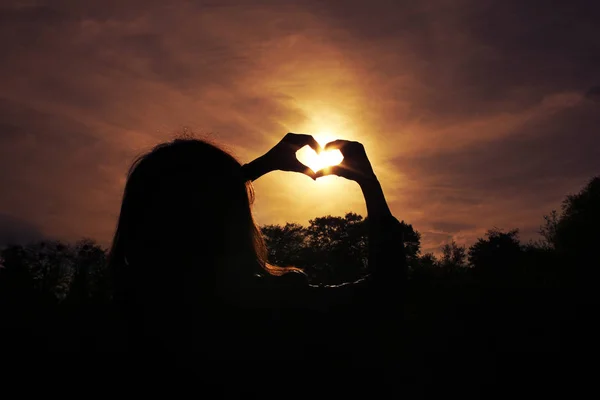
[241, 133, 321, 182]
[305, 141, 405, 357]
[252, 137, 404, 356]
[359, 179, 406, 292]
[241, 154, 273, 182]
[313, 140, 407, 291]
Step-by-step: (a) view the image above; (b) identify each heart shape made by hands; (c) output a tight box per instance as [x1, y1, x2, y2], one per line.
[296, 145, 344, 174]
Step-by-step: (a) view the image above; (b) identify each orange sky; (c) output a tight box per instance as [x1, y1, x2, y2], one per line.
[1, 0, 599, 254]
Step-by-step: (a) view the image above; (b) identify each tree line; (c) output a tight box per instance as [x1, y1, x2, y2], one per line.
[1, 176, 598, 351]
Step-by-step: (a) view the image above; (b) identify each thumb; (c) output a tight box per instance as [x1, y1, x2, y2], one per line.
[291, 160, 317, 180]
[315, 165, 344, 179]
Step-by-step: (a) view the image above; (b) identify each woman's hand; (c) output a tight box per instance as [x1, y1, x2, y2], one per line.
[315, 140, 390, 218]
[314, 140, 377, 185]
[262, 133, 322, 179]
[242, 133, 321, 182]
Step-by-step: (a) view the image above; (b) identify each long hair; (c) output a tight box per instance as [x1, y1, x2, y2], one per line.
[108, 138, 296, 309]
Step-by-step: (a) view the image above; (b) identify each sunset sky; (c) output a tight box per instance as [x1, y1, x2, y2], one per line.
[1, 0, 599, 254]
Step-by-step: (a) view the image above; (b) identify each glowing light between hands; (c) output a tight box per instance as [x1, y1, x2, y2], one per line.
[295, 133, 343, 174]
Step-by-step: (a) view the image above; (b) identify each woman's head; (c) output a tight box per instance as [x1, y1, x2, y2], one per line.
[110, 138, 267, 299]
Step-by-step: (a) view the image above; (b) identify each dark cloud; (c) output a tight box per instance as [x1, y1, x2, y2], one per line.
[397, 99, 600, 195]
[420, 231, 454, 254]
[429, 221, 476, 233]
[0, 122, 24, 141]
[394, 97, 600, 249]
[0, 0, 598, 252]
[0, 213, 45, 247]
[310, 0, 600, 123]
[586, 86, 600, 102]
[0, 97, 126, 243]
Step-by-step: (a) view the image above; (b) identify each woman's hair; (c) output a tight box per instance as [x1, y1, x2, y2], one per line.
[109, 137, 297, 307]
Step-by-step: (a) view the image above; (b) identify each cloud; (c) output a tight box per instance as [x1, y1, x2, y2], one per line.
[429, 221, 476, 233]
[0, 213, 45, 247]
[0, 0, 599, 252]
[586, 86, 600, 103]
[420, 231, 454, 255]
[392, 95, 600, 252]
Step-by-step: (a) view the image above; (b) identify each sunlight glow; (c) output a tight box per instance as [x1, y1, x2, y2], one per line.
[296, 132, 344, 173]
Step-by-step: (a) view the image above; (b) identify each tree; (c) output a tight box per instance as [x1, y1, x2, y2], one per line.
[539, 210, 559, 249]
[261, 223, 308, 268]
[468, 229, 522, 280]
[305, 213, 368, 284]
[262, 212, 421, 285]
[397, 220, 421, 265]
[3, 240, 75, 301]
[548, 176, 600, 259]
[409, 252, 439, 281]
[440, 241, 467, 269]
[66, 239, 108, 303]
[538, 176, 600, 287]
[0, 244, 37, 301]
[419, 253, 438, 269]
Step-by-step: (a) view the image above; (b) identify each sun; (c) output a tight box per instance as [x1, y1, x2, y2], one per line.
[295, 132, 344, 174]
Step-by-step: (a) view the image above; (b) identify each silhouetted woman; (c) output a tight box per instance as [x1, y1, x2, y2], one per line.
[109, 133, 406, 361]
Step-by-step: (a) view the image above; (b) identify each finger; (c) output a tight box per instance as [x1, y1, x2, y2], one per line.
[288, 133, 322, 153]
[304, 136, 322, 154]
[290, 160, 317, 180]
[314, 165, 343, 179]
[323, 140, 349, 152]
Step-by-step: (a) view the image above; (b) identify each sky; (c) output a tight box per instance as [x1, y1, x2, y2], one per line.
[1, 0, 599, 254]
